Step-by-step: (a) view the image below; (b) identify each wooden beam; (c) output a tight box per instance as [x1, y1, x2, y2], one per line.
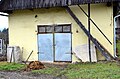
[65, 6, 114, 61]
[88, 3, 91, 62]
[78, 5, 112, 45]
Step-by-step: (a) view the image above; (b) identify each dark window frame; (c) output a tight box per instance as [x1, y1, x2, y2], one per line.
[37, 24, 71, 34]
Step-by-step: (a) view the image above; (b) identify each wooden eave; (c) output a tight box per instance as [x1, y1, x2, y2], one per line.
[0, 0, 119, 12]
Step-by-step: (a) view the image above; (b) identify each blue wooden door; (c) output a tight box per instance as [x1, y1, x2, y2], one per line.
[55, 33, 72, 62]
[38, 34, 53, 62]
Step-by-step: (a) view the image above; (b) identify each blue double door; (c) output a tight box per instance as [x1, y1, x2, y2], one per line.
[38, 33, 72, 62]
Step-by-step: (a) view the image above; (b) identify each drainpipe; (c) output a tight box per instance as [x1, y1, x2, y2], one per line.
[114, 14, 120, 58]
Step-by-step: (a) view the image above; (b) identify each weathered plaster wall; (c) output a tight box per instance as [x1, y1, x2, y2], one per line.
[9, 3, 113, 62]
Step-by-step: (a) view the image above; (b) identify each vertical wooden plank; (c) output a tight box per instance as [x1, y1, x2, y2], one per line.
[36, 0, 40, 8]
[23, 0, 25, 9]
[59, 0, 62, 6]
[34, 0, 37, 8]
[62, 0, 65, 6]
[21, 0, 23, 9]
[36, 0, 39, 8]
[53, 0, 57, 6]
[16, 0, 18, 9]
[27, 0, 31, 8]
[9, 0, 12, 9]
[38, 0, 42, 8]
[64, 0, 67, 6]
[42, 0, 45, 8]
[44, 0, 50, 8]
[68, 0, 72, 5]
[40, 0, 44, 8]
[55, 0, 57, 6]
[30, 0, 32, 8]
[55, 0, 58, 6]
[13, 0, 16, 9]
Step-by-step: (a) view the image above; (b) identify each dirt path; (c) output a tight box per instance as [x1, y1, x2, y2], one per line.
[0, 71, 67, 79]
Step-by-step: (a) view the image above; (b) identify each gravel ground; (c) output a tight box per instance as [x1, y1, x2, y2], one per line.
[0, 71, 67, 79]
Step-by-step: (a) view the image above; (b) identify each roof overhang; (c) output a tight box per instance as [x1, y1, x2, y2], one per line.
[0, 0, 119, 13]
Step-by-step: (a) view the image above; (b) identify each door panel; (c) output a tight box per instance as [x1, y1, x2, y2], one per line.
[55, 33, 71, 61]
[38, 34, 53, 62]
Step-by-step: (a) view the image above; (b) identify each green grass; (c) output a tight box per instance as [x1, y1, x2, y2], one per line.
[0, 62, 119, 78]
[32, 62, 120, 79]
[0, 62, 26, 71]
[32, 67, 58, 75]
[64, 62, 120, 79]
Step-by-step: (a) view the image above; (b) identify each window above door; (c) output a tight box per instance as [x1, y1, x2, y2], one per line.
[38, 24, 71, 34]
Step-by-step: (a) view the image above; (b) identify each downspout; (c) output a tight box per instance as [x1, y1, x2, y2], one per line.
[114, 14, 120, 58]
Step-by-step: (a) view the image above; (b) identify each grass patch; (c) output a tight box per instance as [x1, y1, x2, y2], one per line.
[0, 62, 26, 71]
[31, 62, 120, 79]
[64, 62, 120, 79]
[32, 67, 59, 75]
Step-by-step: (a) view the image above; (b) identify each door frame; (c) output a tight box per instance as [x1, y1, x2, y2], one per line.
[37, 24, 72, 62]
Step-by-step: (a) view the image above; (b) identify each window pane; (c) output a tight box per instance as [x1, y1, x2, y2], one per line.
[63, 26, 71, 32]
[38, 27, 45, 33]
[55, 26, 62, 32]
[46, 26, 53, 33]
